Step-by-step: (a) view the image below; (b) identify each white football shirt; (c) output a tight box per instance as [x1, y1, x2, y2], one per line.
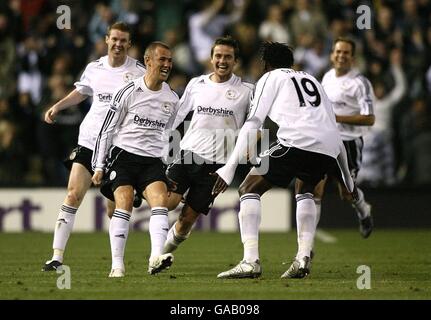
[92, 77, 180, 170]
[248, 68, 342, 159]
[322, 68, 375, 140]
[172, 73, 254, 163]
[74, 55, 146, 150]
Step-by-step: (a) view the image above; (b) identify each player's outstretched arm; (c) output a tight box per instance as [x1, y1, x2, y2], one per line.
[44, 89, 86, 124]
[335, 114, 375, 126]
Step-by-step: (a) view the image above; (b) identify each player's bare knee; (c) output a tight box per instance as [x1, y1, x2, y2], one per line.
[149, 193, 168, 207]
[113, 189, 134, 211]
[65, 187, 84, 206]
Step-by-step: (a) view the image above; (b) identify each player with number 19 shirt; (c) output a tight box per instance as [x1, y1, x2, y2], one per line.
[250, 68, 341, 160]
[214, 42, 355, 280]
[215, 67, 347, 189]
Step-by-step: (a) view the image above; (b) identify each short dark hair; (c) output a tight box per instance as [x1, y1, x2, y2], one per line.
[211, 36, 240, 60]
[259, 42, 294, 69]
[107, 22, 131, 37]
[144, 41, 171, 58]
[332, 37, 356, 56]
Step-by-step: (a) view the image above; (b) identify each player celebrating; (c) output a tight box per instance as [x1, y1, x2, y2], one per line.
[91, 42, 179, 277]
[296, 37, 375, 238]
[42, 22, 145, 271]
[212, 42, 356, 279]
[162, 36, 254, 255]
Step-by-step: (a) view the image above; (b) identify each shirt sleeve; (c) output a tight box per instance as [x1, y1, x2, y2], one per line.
[171, 78, 198, 131]
[74, 64, 94, 96]
[354, 75, 375, 116]
[246, 72, 275, 124]
[91, 82, 135, 170]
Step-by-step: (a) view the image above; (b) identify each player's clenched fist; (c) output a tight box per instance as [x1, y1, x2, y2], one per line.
[44, 106, 59, 124]
[92, 170, 104, 186]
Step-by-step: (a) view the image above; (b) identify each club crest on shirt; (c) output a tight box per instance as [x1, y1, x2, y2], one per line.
[162, 104, 171, 114]
[123, 72, 135, 83]
[225, 89, 238, 100]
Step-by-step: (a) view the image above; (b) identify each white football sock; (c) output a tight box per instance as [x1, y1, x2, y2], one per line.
[110, 209, 130, 270]
[296, 193, 316, 259]
[163, 221, 189, 253]
[239, 193, 261, 263]
[52, 204, 77, 262]
[149, 207, 169, 258]
[352, 188, 370, 220]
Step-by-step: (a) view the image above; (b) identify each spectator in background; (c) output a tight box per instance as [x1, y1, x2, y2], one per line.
[188, 0, 247, 71]
[2, 0, 25, 42]
[232, 21, 260, 72]
[289, 0, 327, 47]
[400, 95, 431, 185]
[0, 13, 16, 100]
[258, 3, 291, 44]
[399, 0, 427, 98]
[294, 36, 329, 79]
[36, 74, 82, 186]
[358, 48, 406, 187]
[89, 37, 109, 62]
[136, 14, 156, 53]
[163, 28, 197, 76]
[110, 0, 139, 27]
[0, 119, 27, 187]
[88, 2, 116, 44]
[17, 34, 43, 106]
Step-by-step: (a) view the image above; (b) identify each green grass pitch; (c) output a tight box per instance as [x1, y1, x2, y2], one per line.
[0, 230, 430, 300]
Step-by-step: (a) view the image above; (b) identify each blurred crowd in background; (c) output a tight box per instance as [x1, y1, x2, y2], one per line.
[0, 0, 431, 188]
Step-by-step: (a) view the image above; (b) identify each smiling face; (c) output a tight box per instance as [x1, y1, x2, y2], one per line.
[330, 40, 354, 76]
[105, 29, 131, 61]
[210, 44, 237, 83]
[145, 45, 173, 83]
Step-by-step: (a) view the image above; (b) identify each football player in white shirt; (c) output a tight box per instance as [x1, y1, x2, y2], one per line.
[212, 42, 356, 279]
[91, 42, 180, 277]
[161, 37, 254, 255]
[296, 38, 375, 239]
[42, 22, 145, 272]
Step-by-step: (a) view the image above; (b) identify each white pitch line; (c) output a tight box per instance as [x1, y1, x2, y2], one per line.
[315, 229, 338, 243]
